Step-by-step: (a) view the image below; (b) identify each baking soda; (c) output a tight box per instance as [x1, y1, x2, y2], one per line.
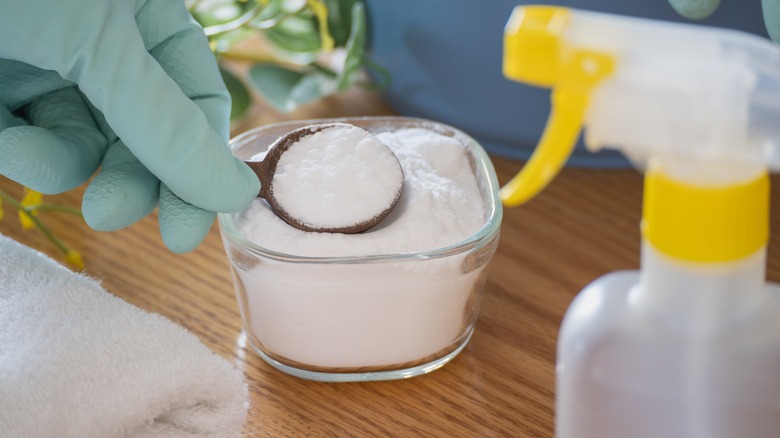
[234, 127, 491, 369]
[271, 124, 403, 229]
[240, 128, 484, 256]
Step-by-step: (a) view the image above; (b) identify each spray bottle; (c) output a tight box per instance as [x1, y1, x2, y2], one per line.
[502, 6, 780, 437]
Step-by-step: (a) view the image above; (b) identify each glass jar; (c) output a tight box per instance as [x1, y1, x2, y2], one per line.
[218, 116, 502, 381]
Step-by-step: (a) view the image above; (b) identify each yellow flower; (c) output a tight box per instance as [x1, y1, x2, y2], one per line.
[19, 188, 43, 230]
[66, 250, 85, 270]
[307, 0, 334, 52]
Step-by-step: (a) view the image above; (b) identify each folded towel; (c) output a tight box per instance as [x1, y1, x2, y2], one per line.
[0, 234, 247, 438]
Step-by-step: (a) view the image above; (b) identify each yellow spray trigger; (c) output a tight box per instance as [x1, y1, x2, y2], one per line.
[500, 6, 615, 207]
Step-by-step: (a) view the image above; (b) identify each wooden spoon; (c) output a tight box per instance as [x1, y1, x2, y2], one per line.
[245, 123, 404, 234]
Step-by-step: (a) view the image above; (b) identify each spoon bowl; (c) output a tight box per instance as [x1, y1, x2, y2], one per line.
[244, 123, 404, 234]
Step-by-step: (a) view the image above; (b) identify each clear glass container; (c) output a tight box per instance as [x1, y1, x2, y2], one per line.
[218, 116, 502, 382]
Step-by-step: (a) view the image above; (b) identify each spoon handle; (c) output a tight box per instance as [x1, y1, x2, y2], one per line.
[244, 160, 270, 199]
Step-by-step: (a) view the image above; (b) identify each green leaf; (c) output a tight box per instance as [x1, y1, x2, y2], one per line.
[220, 67, 251, 121]
[337, 1, 366, 91]
[323, 0, 358, 46]
[289, 74, 328, 105]
[361, 56, 391, 90]
[263, 15, 321, 53]
[192, 0, 251, 27]
[210, 27, 254, 54]
[256, 0, 285, 21]
[248, 63, 333, 112]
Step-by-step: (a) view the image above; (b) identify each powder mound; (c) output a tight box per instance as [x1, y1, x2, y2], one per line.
[268, 123, 404, 231]
[240, 127, 485, 257]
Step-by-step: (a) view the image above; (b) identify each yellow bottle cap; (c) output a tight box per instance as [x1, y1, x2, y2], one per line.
[643, 169, 769, 262]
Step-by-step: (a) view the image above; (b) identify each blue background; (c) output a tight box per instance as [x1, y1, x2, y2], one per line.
[365, 1, 769, 166]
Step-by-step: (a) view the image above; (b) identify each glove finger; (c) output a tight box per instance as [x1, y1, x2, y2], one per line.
[0, 59, 73, 111]
[136, 0, 231, 140]
[0, 87, 107, 194]
[60, 12, 258, 213]
[158, 184, 215, 254]
[763, 0, 780, 42]
[668, 0, 721, 19]
[82, 140, 160, 231]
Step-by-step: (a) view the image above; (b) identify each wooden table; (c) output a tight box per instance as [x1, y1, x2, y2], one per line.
[3, 89, 780, 437]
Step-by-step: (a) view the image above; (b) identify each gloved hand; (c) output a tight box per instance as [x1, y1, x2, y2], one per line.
[0, 0, 260, 253]
[668, 0, 780, 42]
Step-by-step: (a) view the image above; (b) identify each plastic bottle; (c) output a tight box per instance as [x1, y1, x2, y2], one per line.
[501, 6, 780, 437]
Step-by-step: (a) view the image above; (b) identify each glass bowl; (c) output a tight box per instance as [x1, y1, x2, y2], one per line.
[218, 116, 502, 382]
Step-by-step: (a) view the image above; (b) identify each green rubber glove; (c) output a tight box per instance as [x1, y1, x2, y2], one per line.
[0, 0, 260, 253]
[669, 0, 780, 42]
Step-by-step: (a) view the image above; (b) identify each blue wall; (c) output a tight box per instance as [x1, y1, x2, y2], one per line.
[365, 1, 768, 166]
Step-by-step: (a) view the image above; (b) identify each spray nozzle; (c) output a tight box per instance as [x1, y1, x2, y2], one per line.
[501, 6, 780, 262]
[501, 5, 780, 207]
[501, 6, 614, 206]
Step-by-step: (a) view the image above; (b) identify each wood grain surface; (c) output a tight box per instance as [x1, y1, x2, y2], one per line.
[3, 88, 780, 437]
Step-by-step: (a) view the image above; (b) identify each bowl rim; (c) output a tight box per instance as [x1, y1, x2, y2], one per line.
[217, 116, 503, 263]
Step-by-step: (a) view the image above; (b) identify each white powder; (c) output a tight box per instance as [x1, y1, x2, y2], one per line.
[271, 124, 403, 229]
[233, 127, 492, 370]
[240, 128, 485, 256]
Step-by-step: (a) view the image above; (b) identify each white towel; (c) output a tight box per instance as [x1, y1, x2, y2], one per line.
[0, 234, 248, 438]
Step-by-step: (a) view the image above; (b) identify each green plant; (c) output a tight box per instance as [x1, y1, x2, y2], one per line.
[189, 0, 390, 118]
[0, 187, 84, 269]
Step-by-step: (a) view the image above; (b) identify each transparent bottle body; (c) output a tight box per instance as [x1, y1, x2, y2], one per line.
[556, 243, 780, 438]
